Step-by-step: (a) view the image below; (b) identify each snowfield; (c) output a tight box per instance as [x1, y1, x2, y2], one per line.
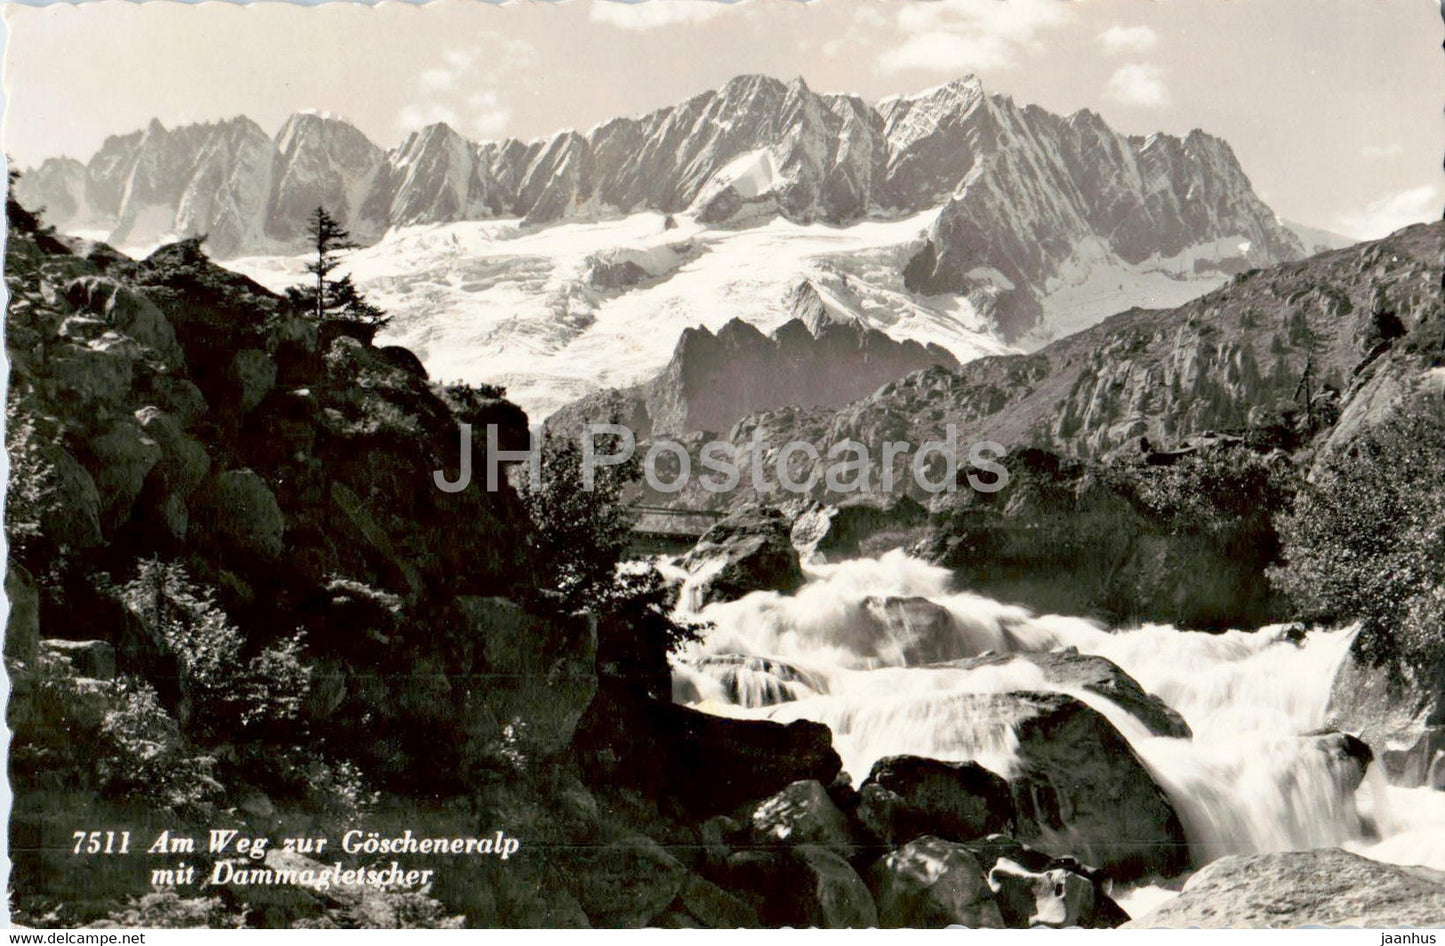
[225, 210, 1230, 423]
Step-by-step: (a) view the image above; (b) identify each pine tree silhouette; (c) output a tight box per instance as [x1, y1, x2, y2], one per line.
[286, 206, 388, 327]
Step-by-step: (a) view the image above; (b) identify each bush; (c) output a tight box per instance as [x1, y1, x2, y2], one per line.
[1272, 399, 1445, 679]
[98, 679, 222, 814]
[95, 892, 243, 929]
[117, 561, 311, 743]
[521, 428, 638, 609]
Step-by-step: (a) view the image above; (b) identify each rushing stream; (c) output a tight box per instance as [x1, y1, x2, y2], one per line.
[667, 549, 1445, 907]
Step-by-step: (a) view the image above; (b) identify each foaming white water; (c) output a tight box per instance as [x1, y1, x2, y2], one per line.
[671, 549, 1416, 874]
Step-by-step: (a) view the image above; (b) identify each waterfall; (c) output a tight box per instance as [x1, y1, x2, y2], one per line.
[670, 548, 1440, 877]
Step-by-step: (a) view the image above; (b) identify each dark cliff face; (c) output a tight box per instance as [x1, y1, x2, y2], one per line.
[553, 303, 959, 440]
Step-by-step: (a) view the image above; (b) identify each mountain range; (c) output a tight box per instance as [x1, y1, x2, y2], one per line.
[18, 74, 1304, 341]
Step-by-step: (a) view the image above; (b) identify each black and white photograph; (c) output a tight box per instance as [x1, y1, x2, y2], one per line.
[1, 0, 1442, 931]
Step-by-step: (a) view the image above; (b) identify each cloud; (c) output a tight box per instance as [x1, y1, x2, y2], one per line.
[1098, 25, 1158, 55]
[588, 0, 727, 31]
[1332, 185, 1441, 240]
[875, 0, 1074, 75]
[1105, 63, 1171, 108]
[1362, 142, 1406, 159]
[397, 40, 533, 138]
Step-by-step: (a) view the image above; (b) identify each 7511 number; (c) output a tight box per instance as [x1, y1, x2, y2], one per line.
[72, 831, 131, 855]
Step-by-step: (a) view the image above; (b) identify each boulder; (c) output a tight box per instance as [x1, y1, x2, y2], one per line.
[786, 844, 878, 929]
[1124, 849, 1445, 928]
[945, 651, 1190, 738]
[966, 834, 1130, 929]
[63, 277, 183, 366]
[858, 756, 1014, 846]
[861, 596, 971, 663]
[676, 874, 759, 928]
[455, 596, 597, 757]
[986, 857, 1100, 928]
[5, 561, 41, 664]
[750, 779, 856, 856]
[574, 681, 842, 817]
[868, 836, 1005, 928]
[37, 445, 104, 550]
[136, 407, 211, 499]
[567, 835, 687, 928]
[680, 506, 804, 606]
[1326, 647, 1443, 787]
[45, 346, 134, 424]
[1006, 692, 1187, 880]
[86, 420, 161, 530]
[40, 640, 117, 680]
[228, 348, 277, 415]
[192, 469, 286, 558]
[792, 494, 928, 561]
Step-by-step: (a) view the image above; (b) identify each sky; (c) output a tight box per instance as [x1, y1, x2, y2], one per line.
[2, 0, 1440, 239]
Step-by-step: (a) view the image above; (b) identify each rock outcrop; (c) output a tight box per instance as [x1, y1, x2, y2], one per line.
[1124, 849, 1445, 928]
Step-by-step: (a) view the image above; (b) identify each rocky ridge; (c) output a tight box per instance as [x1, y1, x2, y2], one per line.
[18, 74, 1302, 337]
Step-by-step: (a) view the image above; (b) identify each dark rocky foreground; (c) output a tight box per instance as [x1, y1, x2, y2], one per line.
[5, 206, 1186, 929]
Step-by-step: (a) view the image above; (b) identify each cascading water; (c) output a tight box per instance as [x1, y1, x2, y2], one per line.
[670, 548, 1444, 886]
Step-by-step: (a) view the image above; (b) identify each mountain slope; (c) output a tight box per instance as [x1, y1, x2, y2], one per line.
[570, 220, 1441, 509]
[19, 75, 1301, 343]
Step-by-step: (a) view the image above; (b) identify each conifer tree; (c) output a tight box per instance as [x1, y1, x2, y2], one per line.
[286, 206, 388, 327]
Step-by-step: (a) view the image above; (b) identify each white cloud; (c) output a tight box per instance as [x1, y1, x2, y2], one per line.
[1105, 63, 1171, 108]
[1098, 25, 1158, 55]
[1362, 142, 1406, 159]
[397, 102, 462, 132]
[467, 91, 512, 139]
[875, 0, 1074, 75]
[588, 0, 727, 31]
[1332, 185, 1441, 240]
[397, 40, 532, 138]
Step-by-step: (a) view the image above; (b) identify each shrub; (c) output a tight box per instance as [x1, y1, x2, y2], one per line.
[97, 679, 222, 814]
[117, 561, 311, 743]
[521, 427, 638, 609]
[95, 891, 242, 929]
[1272, 399, 1445, 679]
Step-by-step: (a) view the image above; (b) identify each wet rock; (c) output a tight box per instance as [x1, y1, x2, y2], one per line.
[1006, 691, 1188, 880]
[40, 640, 116, 680]
[792, 494, 929, 561]
[946, 651, 1190, 738]
[680, 506, 804, 605]
[986, 857, 1099, 928]
[786, 844, 877, 928]
[966, 834, 1130, 929]
[1124, 849, 1445, 928]
[858, 755, 1014, 846]
[867, 836, 1005, 928]
[686, 654, 828, 706]
[750, 779, 857, 856]
[1326, 647, 1442, 787]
